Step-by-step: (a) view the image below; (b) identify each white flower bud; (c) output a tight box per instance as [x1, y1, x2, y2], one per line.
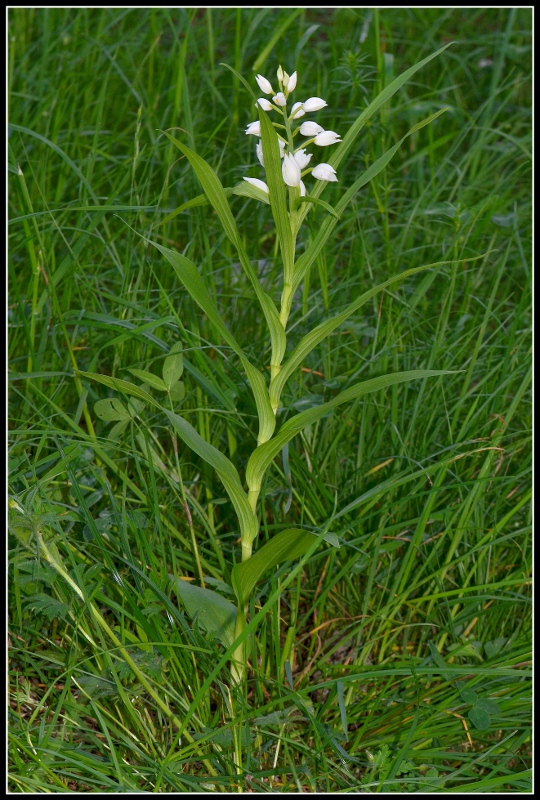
[303, 96, 328, 112]
[282, 71, 290, 90]
[256, 98, 274, 111]
[293, 148, 312, 170]
[300, 121, 324, 137]
[282, 153, 301, 187]
[287, 71, 297, 92]
[255, 74, 273, 95]
[290, 101, 305, 119]
[312, 163, 338, 182]
[277, 65, 284, 84]
[243, 177, 269, 194]
[245, 121, 261, 136]
[273, 92, 287, 106]
[314, 130, 341, 146]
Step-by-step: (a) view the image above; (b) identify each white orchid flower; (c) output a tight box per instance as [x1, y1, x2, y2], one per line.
[314, 130, 341, 146]
[255, 74, 273, 94]
[290, 101, 305, 119]
[287, 71, 297, 92]
[243, 177, 269, 194]
[293, 148, 312, 170]
[273, 92, 287, 107]
[312, 163, 338, 182]
[300, 121, 324, 136]
[303, 97, 328, 112]
[256, 98, 274, 112]
[245, 121, 261, 136]
[282, 153, 302, 187]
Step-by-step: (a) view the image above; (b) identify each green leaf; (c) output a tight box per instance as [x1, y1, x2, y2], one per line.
[172, 578, 237, 648]
[79, 372, 160, 409]
[146, 240, 275, 444]
[248, 370, 451, 492]
[258, 106, 295, 283]
[94, 398, 131, 422]
[475, 698, 501, 716]
[294, 108, 450, 292]
[271, 262, 439, 409]
[231, 528, 339, 604]
[299, 194, 340, 219]
[169, 381, 186, 403]
[163, 342, 184, 389]
[165, 410, 258, 545]
[468, 706, 491, 730]
[127, 368, 168, 392]
[484, 637, 506, 659]
[160, 130, 286, 376]
[459, 686, 479, 705]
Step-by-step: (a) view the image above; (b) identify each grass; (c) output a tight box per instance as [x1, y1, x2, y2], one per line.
[8, 7, 531, 793]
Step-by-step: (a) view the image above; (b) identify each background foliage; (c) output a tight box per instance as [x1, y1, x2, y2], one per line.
[8, 7, 531, 792]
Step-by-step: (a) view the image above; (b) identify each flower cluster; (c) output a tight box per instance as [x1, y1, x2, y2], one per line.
[243, 65, 339, 197]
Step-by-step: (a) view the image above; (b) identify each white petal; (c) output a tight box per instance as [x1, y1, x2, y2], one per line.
[245, 121, 261, 136]
[293, 148, 312, 170]
[255, 74, 273, 94]
[314, 130, 341, 146]
[312, 163, 338, 182]
[273, 92, 287, 107]
[299, 179, 306, 197]
[287, 71, 297, 92]
[303, 96, 328, 112]
[243, 177, 269, 194]
[290, 101, 305, 119]
[256, 98, 274, 111]
[256, 141, 264, 167]
[300, 121, 324, 136]
[282, 153, 301, 186]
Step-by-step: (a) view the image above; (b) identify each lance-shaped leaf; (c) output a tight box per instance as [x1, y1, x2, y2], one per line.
[172, 578, 237, 648]
[149, 241, 275, 444]
[161, 131, 286, 371]
[258, 106, 295, 284]
[79, 372, 160, 408]
[296, 42, 454, 228]
[128, 368, 168, 393]
[271, 262, 442, 410]
[163, 342, 184, 390]
[165, 410, 258, 545]
[247, 370, 451, 492]
[293, 109, 449, 292]
[232, 528, 340, 605]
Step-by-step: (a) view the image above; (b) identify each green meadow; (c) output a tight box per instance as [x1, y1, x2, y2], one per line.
[8, 8, 531, 792]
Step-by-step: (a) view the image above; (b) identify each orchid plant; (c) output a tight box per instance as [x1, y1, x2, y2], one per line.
[84, 46, 458, 686]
